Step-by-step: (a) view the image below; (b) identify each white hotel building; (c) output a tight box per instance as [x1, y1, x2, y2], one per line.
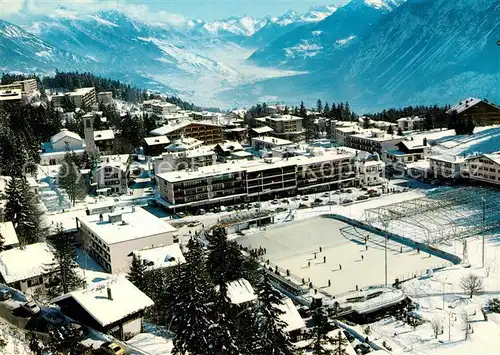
[76, 207, 177, 273]
[156, 148, 382, 209]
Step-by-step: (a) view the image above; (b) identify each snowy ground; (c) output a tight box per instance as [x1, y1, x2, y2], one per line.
[0, 318, 32, 355]
[237, 217, 449, 295]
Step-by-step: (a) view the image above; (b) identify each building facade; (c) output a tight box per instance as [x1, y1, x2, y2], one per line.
[156, 149, 360, 209]
[52, 87, 96, 109]
[466, 154, 500, 187]
[447, 98, 500, 126]
[151, 122, 224, 145]
[93, 155, 130, 195]
[428, 155, 466, 180]
[346, 131, 404, 157]
[76, 208, 177, 273]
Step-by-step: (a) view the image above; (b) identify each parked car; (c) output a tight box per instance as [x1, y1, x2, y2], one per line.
[0, 289, 11, 301]
[342, 199, 353, 204]
[292, 195, 301, 201]
[21, 301, 41, 315]
[346, 189, 353, 193]
[357, 195, 369, 201]
[254, 203, 261, 208]
[302, 196, 309, 201]
[226, 206, 234, 212]
[271, 199, 279, 205]
[322, 192, 330, 197]
[281, 199, 289, 204]
[335, 190, 341, 195]
[176, 212, 186, 218]
[314, 198, 323, 203]
[100, 342, 125, 355]
[298, 306, 311, 318]
[298, 203, 309, 209]
[196, 209, 206, 215]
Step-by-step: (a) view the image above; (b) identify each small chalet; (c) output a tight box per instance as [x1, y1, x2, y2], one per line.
[52, 276, 154, 340]
[143, 136, 170, 157]
[0, 242, 56, 292]
[447, 98, 500, 126]
[277, 297, 306, 338]
[214, 141, 244, 161]
[385, 138, 430, 164]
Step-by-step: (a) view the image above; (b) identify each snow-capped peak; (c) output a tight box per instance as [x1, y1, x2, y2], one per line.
[347, 0, 406, 11]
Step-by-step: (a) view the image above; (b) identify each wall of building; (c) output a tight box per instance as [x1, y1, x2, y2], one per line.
[468, 157, 500, 186]
[109, 232, 175, 273]
[52, 136, 83, 152]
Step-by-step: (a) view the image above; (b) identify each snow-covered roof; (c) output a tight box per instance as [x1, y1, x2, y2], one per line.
[252, 136, 294, 146]
[399, 139, 427, 151]
[50, 129, 82, 145]
[76, 207, 177, 245]
[144, 136, 170, 146]
[52, 276, 154, 327]
[0, 243, 55, 284]
[225, 278, 257, 305]
[165, 137, 203, 151]
[446, 97, 482, 114]
[150, 121, 221, 136]
[93, 130, 115, 141]
[277, 297, 306, 332]
[467, 153, 500, 165]
[0, 222, 19, 248]
[251, 126, 274, 134]
[397, 116, 424, 122]
[216, 141, 244, 152]
[429, 154, 466, 164]
[133, 244, 185, 271]
[232, 151, 253, 158]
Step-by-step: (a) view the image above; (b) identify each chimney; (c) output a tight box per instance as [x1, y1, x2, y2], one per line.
[107, 287, 113, 301]
[423, 138, 428, 146]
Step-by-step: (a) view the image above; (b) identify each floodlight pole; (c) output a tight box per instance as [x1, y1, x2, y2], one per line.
[482, 197, 485, 268]
[385, 234, 388, 287]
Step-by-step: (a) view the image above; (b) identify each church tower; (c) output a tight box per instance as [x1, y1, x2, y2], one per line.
[84, 114, 97, 153]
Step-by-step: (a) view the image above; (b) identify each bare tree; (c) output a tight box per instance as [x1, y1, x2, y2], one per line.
[460, 274, 483, 298]
[431, 317, 443, 339]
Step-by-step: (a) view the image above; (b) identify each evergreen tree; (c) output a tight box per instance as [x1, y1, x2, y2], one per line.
[254, 273, 295, 355]
[127, 254, 148, 292]
[283, 106, 290, 114]
[362, 117, 371, 129]
[447, 110, 459, 130]
[387, 125, 395, 135]
[4, 177, 42, 246]
[323, 102, 330, 117]
[207, 226, 245, 286]
[465, 116, 476, 135]
[299, 101, 307, 118]
[209, 281, 240, 355]
[120, 113, 145, 149]
[330, 103, 337, 119]
[423, 113, 434, 131]
[397, 127, 404, 136]
[344, 102, 352, 121]
[46, 224, 83, 297]
[316, 100, 323, 114]
[58, 151, 87, 206]
[293, 106, 299, 116]
[171, 238, 217, 355]
[143, 113, 157, 135]
[309, 307, 334, 355]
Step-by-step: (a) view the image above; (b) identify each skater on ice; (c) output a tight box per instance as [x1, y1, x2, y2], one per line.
[323, 256, 326, 263]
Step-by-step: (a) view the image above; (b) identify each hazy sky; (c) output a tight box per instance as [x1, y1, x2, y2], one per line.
[0, 0, 350, 21]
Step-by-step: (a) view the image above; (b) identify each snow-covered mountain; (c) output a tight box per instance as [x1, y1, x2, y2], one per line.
[0, 19, 92, 73]
[248, 0, 406, 68]
[222, 0, 500, 110]
[243, 5, 338, 48]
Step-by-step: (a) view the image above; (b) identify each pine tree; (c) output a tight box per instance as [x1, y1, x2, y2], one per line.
[397, 127, 404, 136]
[465, 116, 475, 135]
[283, 106, 290, 114]
[127, 254, 147, 292]
[171, 238, 217, 355]
[387, 125, 395, 135]
[46, 224, 83, 297]
[309, 307, 334, 355]
[207, 226, 245, 286]
[254, 273, 295, 355]
[4, 177, 42, 246]
[423, 113, 434, 131]
[316, 100, 323, 114]
[58, 151, 87, 206]
[323, 102, 330, 117]
[299, 101, 307, 118]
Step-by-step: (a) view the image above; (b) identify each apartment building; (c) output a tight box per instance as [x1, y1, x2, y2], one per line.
[333, 123, 362, 146]
[0, 79, 37, 95]
[150, 121, 224, 145]
[466, 153, 500, 187]
[93, 155, 130, 195]
[156, 148, 359, 209]
[153, 149, 216, 175]
[93, 129, 115, 154]
[397, 116, 424, 131]
[265, 114, 304, 139]
[251, 136, 294, 151]
[0, 88, 22, 102]
[428, 154, 466, 180]
[152, 102, 179, 116]
[76, 207, 177, 273]
[346, 130, 404, 157]
[52, 87, 97, 109]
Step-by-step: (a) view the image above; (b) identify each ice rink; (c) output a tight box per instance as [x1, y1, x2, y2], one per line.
[237, 217, 450, 295]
